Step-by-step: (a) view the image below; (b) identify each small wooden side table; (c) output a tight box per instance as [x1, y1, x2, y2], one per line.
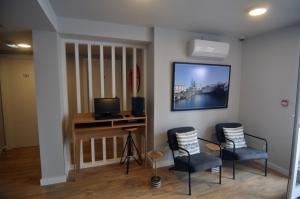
[206, 143, 221, 151]
[147, 150, 164, 188]
[205, 143, 221, 173]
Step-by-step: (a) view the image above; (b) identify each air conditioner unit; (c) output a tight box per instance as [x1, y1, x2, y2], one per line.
[188, 39, 230, 59]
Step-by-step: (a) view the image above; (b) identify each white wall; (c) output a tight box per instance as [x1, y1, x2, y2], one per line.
[32, 30, 66, 185]
[240, 24, 300, 174]
[146, 28, 155, 150]
[0, 55, 39, 149]
[152, 27, 242, 166]
[57, 17, 151, 43]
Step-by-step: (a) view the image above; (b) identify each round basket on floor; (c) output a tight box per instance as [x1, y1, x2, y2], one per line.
[151, 176, 161, 188]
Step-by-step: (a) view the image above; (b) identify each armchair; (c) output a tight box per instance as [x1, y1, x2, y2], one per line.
[215, 123, 268, 180]
[167, 126, 222, 195]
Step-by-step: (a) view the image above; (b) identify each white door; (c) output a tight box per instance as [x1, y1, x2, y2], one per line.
[0, 82, 6, 149]
[287, 58, 300, 198]
[0, 56, 39, 149]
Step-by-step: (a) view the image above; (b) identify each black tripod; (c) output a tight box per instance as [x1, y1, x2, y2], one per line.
[120, 130, 142, 174]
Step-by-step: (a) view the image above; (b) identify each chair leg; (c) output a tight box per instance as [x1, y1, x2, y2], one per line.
[232, 160, 235, 180]
[188, 170, 191, 195]
[265, 159, 268, 177]
[219, 166, 222, 184]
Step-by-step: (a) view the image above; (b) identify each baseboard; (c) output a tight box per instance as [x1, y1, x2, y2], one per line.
[155, 158, 289, 176]
[267, 161, 289, 176]
[254, 160, 289, 177]
[40, 175, 67, 186]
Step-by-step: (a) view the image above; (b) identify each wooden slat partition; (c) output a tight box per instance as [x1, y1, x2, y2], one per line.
[143, 48, 147, 112]
[80, 139, 83, 168]
[64, 39, 147, 169]
[122, 47, 127, 110]
[79, 134, 139, 169]
[102, 137, 106, 162]
[91, 138, 95, 164]
[100, 45, 105, 98]
[87, 44, 93, 111]
[113, 136, 117, 159]
[111, 46, 116, 97]
[133, 48, 137, 97]
[75, 43, 81, 113]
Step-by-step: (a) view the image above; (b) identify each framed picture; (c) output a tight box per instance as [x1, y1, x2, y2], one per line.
[171, 62, 231, 111]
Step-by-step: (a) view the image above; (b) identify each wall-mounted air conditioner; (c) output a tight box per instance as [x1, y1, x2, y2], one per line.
[188, 39, 230, 59]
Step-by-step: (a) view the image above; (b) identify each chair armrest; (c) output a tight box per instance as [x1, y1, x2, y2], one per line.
[197, 137, 222, 158]
[224, 137, 235, 153]
[244, 133, 268, 153]
[197, 137, 219, 146]
[244, 133, 267, 142]
[177, 146, 191, 172]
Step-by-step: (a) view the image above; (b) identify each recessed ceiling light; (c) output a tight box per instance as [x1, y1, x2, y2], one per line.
[6, 43, 18, 48]
[248, 7, 268, 16]
[17, 43, 31, 48]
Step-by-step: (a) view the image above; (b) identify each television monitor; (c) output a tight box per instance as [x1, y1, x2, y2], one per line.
[94, 98, 121, 119]
[172, 62, 231, 111]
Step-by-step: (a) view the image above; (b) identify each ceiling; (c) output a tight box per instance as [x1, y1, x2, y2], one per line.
[50, 0, 300, 38]
[0, 0, 55, 32]
[0, 0, 55, 55]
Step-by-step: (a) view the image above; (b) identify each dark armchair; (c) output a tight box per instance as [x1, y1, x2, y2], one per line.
[215, 123, 268, 179]
[167, 126, 222, 195]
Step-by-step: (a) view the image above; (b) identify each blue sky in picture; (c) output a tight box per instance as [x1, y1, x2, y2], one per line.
[174, 63, 230, 87]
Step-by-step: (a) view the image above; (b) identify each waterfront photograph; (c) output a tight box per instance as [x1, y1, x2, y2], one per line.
[172, 62, 231, 111]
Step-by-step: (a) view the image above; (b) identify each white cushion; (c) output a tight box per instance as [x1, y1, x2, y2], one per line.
[223, 126, 247, 149]
[176, 130, 200, 156]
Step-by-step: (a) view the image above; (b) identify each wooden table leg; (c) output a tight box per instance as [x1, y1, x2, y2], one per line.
[73, 139, 76, 175]
[75, 138, 81, 174]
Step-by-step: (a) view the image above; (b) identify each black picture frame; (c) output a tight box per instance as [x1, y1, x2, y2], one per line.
[171, 62, 231, 111]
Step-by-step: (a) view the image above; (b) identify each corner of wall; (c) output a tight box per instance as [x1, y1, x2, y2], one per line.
[32, 30, 66, 182]
[40, 175, 67, 186]
[146, 28, 155, 151]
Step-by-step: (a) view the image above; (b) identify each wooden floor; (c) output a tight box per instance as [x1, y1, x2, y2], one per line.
[0, 147, 288, 199]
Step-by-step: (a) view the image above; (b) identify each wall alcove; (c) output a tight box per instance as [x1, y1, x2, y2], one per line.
[63, 39, 147, 168]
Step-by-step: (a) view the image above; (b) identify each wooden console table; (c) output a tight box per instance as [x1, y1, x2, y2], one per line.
[72, 112, 147, 172]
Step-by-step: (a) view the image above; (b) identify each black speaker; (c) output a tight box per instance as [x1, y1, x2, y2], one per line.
[132, 97, 145, 117]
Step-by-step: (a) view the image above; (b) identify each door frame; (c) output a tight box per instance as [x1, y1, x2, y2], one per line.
[0, 81, 7, 152]
[287, 51, 300, 198]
